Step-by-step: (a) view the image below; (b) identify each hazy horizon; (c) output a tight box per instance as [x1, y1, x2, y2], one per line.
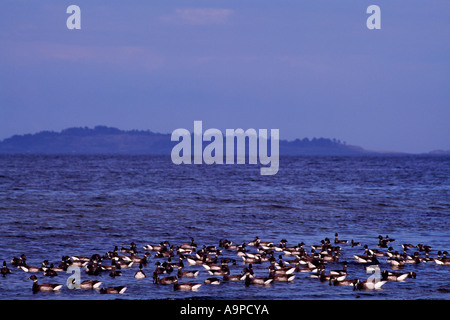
[1, 1, 449, 153]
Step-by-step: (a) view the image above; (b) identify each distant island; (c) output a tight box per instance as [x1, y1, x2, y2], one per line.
[0, 125, 422, 155]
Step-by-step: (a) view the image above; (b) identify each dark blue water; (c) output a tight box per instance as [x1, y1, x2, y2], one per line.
[0, 155, 449, 300]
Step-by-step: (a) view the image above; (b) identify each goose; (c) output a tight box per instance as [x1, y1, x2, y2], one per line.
[109, 265, 122, 278]
[114, 254, 131, 262]
[247, 236, 261, 246]
[354, 254, 379, 264]
[167, 256, 185, 269]
[402, 243, 416, 251]
[202, 262, 222, 271]
[207, 263, 230, 276]
[134, 263, 146, 279]
[248, 237, 273, 248]
[204, 277, 221, 285]
[368, 248, 386, 257]
[329, 278, 358, 286]
[143, 241, 169, 252]
[154, 248, 175, 258]
[241, 267, 255, 279]
[197, 246, 221, 256]
[386, 253, 406, 266]
[11, 254, 27, 267]
[153, 272, 178, 285]
[320, 251, 339, 263]
[268, 265, 295, 275]
[297, 251, 321, 265]
[208, 269, 230, 276]
[79, 280, 102, 289]
[1, 261, 11, 276]
[329, 261, 348, 276]
[29, 275, 63, 293]
[104, 246, 119, 259]
[85, 262, 102, 276]
[160, 261, 174, 274]
[381, 270, 412, 282]
[71, 255, 91, 263]
[57, 256, 72, 271]
[43, 264, 58, 277]
[220, 258, 236, 266]
[70, 260, 88, 268]
[259, 243, 275, 250]
[334, 233, 348, 244]
[179, 238, 197, 251]
[378, 235, 395, 248]
[235, 244, 248, 256]
[283, 248, 304, 256]
[404, 252, 422, 264]
[174, 282, 202, 291]
[128, 252, 151, 264]
[223, 242, 245, 251]
[353, 279, 387, 290]
[186, 255, 206, 266]
[120, 242, 137, 254]
[223, 274, 246, 281]
[244, 274, 273, 286]
[242, 255, 262, 264]
[422, 251, 434, 263]
[177, 267, 199, 278]
[388, 259, 405, 267]
[195, 252, 219, 263]
[317, 270, 346, 282]
[268, 269, 295, 282]
[100, 286, 127, 294]
[310, 267, 326, 278]
[378, 236, 389, 248]
[153, 261, 167, 275]
[384, 247, 395, 258]
[417, 244, 432, 252]
[219, 239, 233, 248]
[351, 240, 361, 247]
[434, 251, 450, 265]
[278, 239, 288, 249]
[294, 265, 322, 273]
[385, 235, 395, 242]
[113, 258, 134, 268]
[299, 261, 325, 274]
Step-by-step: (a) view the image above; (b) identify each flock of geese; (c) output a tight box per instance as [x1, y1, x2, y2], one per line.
[1, 233, 449, 295]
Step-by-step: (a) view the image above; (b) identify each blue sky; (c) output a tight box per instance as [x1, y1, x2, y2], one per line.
[0, 0, 449, 153]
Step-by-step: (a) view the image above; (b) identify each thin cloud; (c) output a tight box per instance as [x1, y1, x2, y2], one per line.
[1, 42, 165, 72]
[162, 8, 233, 25]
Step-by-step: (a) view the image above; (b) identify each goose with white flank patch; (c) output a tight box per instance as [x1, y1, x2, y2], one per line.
[353, 279, 387, 290]
[381, 270, 416, 282]
[434, 251, 450, 265]
[244, 274, 273, 286]
[174, 282, 202, 291]
[100, 286, 127, 294]
[29, 275, 63, 293]
[79, 280, 102, 289]
[153, 272, 178, 285]
[177, 267, 199, 278]
[204, 277, 221, 285]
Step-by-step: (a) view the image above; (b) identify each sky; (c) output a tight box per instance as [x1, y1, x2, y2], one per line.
[0, 0, 449, 153]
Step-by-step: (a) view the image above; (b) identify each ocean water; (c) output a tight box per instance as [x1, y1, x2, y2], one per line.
[0, 154, 449, 300]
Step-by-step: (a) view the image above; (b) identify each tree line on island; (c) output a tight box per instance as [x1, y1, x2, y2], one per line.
[0, 125, 411, 155]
